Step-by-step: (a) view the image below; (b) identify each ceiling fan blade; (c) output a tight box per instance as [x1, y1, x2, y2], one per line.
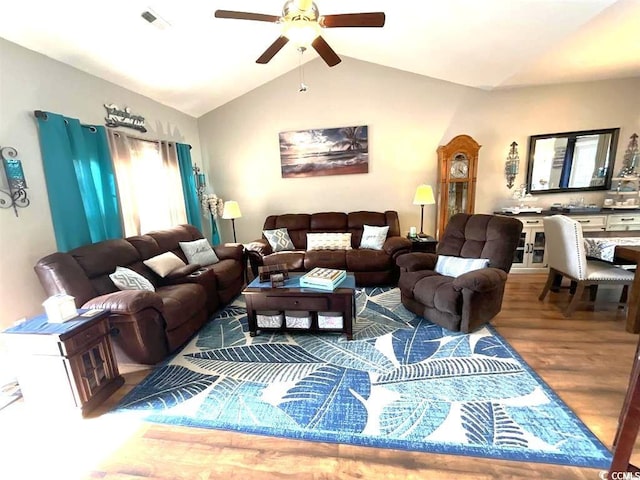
[214, 10, 279, 23]
[311, 36, 341, 67]
[256, 36, 290, 64]
[320, 13, 386, 28]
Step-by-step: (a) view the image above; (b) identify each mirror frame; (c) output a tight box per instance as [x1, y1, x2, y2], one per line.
[525, 128, 620, 195]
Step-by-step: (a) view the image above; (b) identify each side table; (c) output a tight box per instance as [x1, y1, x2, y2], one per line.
[408, 235, 438, 253]
[2, 309, 124, 416]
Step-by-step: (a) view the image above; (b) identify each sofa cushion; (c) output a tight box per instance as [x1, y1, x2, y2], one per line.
[179, 238, 219, 266]
[263, 228, 295, 252]
[109, 266, 155, 292]
[412, 275, 461, 315]
[307, 233, 352, 251]
[359, 225, 389, 250]
[143, 252, 186, 277]
[434, 255, 489, 278]
[264, 251, 306, 271]
[305, 250, 347, 270]
[346, 249, 392, 272]
[156, 284, 207, 332]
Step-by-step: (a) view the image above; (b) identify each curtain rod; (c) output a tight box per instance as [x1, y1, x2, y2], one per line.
[34, 110, 192, 149]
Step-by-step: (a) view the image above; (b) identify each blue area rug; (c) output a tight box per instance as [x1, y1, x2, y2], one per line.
[113, 287, 612, 468]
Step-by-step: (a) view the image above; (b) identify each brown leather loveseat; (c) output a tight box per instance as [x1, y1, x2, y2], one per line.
[246, 211, 411, 286]
[34, 224, 244, 365]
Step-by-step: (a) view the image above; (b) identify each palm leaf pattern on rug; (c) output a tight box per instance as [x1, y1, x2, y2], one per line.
[113, 287, 612, 469]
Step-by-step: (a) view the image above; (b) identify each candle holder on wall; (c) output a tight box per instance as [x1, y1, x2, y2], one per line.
[0, 146, 30, 217]
[504, 141, 520, 189]
[192, 164, 206, 201]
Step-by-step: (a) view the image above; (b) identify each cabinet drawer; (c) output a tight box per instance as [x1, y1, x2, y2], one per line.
[518, 218, 544, 227]
[573, 215, 607, 230]
[61, 321, 108, 356]
[607, 215, 640, 231]
[253, 295, 330, 311]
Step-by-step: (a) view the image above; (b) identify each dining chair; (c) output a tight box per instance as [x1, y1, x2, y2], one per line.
[539, 215, 635, 316]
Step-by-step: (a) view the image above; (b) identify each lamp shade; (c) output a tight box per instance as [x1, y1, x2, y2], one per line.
[222, 200, 242, 219]
[413, 184, 435, 205]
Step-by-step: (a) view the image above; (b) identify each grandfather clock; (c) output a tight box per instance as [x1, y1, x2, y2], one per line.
[436, 135, 481, 238]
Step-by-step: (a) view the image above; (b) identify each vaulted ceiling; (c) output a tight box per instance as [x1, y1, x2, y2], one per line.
[1, 0, 638, 117]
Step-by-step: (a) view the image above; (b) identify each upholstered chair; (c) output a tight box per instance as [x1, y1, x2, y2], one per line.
[539, 215, 634, 316]
[397, 213, 523, 333]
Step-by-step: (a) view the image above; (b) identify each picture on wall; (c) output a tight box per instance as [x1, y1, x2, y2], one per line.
[279, 125, 369, 178]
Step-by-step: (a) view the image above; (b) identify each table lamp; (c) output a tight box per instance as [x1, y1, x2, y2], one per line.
[222, 200, 242, 243]
[413, 184, 435, 237]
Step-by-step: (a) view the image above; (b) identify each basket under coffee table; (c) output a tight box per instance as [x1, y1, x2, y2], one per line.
[243, 273, 356, 340]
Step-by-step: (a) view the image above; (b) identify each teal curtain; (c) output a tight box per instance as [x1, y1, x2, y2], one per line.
[176, 143, 203, 232]
[36, 111, 122, 251]
[210, 214, 221, 246]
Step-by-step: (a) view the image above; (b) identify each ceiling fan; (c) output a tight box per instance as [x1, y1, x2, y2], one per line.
[214, 0, 385, 67]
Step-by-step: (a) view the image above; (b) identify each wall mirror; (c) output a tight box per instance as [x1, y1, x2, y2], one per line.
[526, 128, 620, 194]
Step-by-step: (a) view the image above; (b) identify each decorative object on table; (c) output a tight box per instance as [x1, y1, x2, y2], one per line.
[299, 267, 346, 290]
[222, 200, 242, 243]
[113, 287, 612, 470]
[214, 2, 385, 67]
[500, 184, 542, 214]
[270, 272, 286, 288]
[618, 133, 640, 178]
[437, 135, 480, 239]
[504, 141, 520, 189]
[42, 294, 77, 323]
[603, 175, 640, 209]
[408, 226, 417, 238]
[192, 164, 206, 201]
[279, 125, 368, 178]
[412, 184, 435, 238]
[0, 146, 30, 217]
[202, 193, 224, 245]
[258, 263, 290, 283]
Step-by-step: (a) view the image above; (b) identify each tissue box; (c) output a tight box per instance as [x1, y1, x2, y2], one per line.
[285, 311, 311, 329]
[43, 294, 77, 323]
[318, 312, 343, 329]
[256, 311, 283, 328]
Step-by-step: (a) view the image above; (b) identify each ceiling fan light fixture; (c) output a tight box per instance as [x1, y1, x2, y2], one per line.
[283, 20, 321, 47]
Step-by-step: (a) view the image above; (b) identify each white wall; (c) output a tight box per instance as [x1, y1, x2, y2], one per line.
[0, 38, 201, 339]
[198, 57, 640, 244]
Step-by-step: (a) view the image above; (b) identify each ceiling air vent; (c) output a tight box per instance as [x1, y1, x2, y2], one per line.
[141, 9, 170, 30]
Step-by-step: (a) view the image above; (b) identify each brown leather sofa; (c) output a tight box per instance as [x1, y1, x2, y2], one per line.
[246, 211, 412, 286]
[34, 224, 244, 365]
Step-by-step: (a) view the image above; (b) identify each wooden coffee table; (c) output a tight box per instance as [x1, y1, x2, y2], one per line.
[242, 273, 356, 340]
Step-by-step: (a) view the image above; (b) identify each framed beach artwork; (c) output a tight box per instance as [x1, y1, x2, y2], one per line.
[279, 125, 369, 178]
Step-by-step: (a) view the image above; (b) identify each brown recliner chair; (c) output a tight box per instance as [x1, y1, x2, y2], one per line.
[397, 213, 523, 333]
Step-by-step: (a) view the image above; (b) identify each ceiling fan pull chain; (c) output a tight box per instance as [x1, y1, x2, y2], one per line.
[298, 46, 308, 92]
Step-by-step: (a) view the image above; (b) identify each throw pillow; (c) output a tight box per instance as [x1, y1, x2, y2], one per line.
[434, 255, 490, 278]
[109, 266, 155, 292]
[143, 252, 186, 278]
[179, 238, 219, 266]
[263, 228, 295, 252]
[359, 225, 389, 250]
[306, 232, 352, 251]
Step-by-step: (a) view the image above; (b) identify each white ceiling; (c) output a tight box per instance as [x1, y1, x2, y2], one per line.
[1, 0, 639, 118]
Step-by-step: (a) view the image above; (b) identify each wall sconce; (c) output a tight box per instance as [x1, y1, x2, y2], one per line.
[412, 184, 436, 237]
[222, 200, 242, 243]
[192, 165, 206, 200]
[0, 146, 30, 217]
[620, 133, 639, 176]
[505, 141, 520, 189]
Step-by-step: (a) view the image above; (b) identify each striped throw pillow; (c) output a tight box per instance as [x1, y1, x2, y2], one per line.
[434, 255, 489, 278]
[306, 233, 352, 251]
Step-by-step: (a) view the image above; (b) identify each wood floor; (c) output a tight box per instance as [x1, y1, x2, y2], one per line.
[2, 273, 640, 479]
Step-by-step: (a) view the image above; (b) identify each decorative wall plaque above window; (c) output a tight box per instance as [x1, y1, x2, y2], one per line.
[104, 104, 147, 132]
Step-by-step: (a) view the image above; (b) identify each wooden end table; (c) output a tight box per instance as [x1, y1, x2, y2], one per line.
[243, 273, 356, 340]
[2, 309, 124, 416]
[408, 235, 438, 253]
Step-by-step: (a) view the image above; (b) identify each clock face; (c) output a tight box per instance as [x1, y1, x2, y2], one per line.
[450, 157, 469, 179]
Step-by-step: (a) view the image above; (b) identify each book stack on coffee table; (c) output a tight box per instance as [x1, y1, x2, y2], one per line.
[299, 267, 347, 291]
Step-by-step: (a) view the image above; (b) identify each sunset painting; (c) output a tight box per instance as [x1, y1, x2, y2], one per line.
[279, 125, 369, 178]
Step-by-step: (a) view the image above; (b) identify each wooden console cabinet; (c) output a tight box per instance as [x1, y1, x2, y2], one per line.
[2, 310, 123, 416]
